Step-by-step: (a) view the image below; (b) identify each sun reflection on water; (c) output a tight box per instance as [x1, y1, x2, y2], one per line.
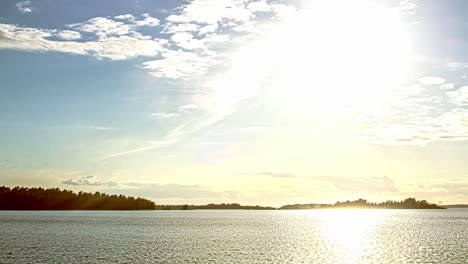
[312, 209, 388, 263]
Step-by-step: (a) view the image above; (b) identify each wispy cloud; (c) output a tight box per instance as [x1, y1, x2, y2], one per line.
[170, 31, 205, 50]
[179, 104, 198, 112]
[63, 175, 236, 199]
[16, 1, 32, 14]
[68, 14, 159, 38]
[56, 30, 81, 40]
[447, 62, 468, 71]
[114, 14, 136, 21]
[68, 17, 133, 39]
[314, 176, 398, 193]
[165, 0, 252, 26]
[83, 126, 114, 131]
[398, 0, 419, 14]
[235, 173, 400, 194]
[359, 70, 468, 145]
[162, 23, 200, 34]
[142, 49, 212, 79]
[103, 183, 234, 199]
[419, 76, 445, 86]
[99, 143, 161, 160]
[1, 0, 293, 81]
[440, 83, 455, 90]
[403, 178, 468, 203]
[447, 86, 468, 106]
[6, 0, 462, 149]
[0, 21, 166, 60]
[134, 13, 160, 27]
[363, 106, 468, 145]
[410, 178, 468, 193]
[151, 112, 179, 119]
[236, 171, 303, 179]
[62, 175, 119, 187]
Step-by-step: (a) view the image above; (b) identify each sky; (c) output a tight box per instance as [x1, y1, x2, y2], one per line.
[0, 0, 467, 206]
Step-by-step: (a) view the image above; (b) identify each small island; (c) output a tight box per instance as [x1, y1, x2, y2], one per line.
[280, 198, 445, 209]
[0, 186, 155, 210]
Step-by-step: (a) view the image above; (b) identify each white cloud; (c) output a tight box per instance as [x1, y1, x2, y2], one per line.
[1, 0, 294, 83]
[363, 107, 468, 145]
[90, 36, 165, 60]
[447, 86, 468, 106]
[163, 23, 200, 34]
[16, 1, 32, 14]
[357, 69, 468, 145]
[447, 62, 468, 71]
[68, 14, 159, 40]
[57, 30, 81, 40]
[1, 1, 299, 160]
[246, 0, 297, 17]
[69, 17, 131, 39]
[198, 24, 218, 35]
[179, 104, 198, 111]
[268, 4, 296, 19]
[151, 104, 198, 119]
[62, 175, 119, 187]
[0, 24, 89, 55]
[114, 14, 136, 21]
[419, 76, 445, 85]
[166, 0, 253, 26]
[0, 23, 166, 60]
[158, 0, 293, 65]
[170, 31, 205, 50]
[400, 84, 423, 96]
[202, 33, 230, 48]
[134, 13, 160, 27]
[440, 83, 455, 90]
[165, 15, 191, 23]
[142, 49, 212, 79]
[152, 112, 178, 118]
[399, 0, 417, 10]
[247, 1, 272, 13]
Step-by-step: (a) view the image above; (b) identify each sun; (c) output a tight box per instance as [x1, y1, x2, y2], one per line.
[268, 0, 413, 115]
[201, 0, 413, 122]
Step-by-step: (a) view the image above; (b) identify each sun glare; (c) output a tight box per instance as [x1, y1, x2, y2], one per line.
[207, 0, 413, 118]
[274, 0, 412, 113]
[315, 209, 387, 263]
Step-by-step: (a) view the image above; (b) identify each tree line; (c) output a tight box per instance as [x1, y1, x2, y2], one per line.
[155, 203, 275, 210]
[0, 186, 156, 210]
[280, 198, 444, 209]
[0, 186, 445, 210]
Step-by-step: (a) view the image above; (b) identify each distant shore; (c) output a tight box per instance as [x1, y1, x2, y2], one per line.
[2, 186, 462, 210]
[0, 186, 155, 210]
[157, 198, 445, 210]
[278, 198, 445, 209]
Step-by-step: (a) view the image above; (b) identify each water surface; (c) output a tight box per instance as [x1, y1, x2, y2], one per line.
[1, 209, 467, 263]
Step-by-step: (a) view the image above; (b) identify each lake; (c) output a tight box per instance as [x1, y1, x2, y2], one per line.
[0, 209, 467, 263]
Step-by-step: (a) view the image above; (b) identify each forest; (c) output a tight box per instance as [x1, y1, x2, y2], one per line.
[280, 198, 444, 209]
[0, 186, 445, 210]
[0, 186, 156, 210]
